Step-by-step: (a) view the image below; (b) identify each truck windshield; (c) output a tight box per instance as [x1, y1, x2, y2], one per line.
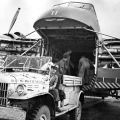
[2, 55, 52, 72]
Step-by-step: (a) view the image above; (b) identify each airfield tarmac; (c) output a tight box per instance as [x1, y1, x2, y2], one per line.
[81, 98, 120, 120]
[57, 97, 120, 120]
[0, 97, 120, 120]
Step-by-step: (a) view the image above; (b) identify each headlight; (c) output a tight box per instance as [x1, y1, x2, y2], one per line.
[7, 89, 14, 97]
[16, 84, 26, 96]
[7, 84, 15, 97]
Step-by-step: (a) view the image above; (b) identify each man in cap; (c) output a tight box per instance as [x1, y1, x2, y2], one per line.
[49, 63, 61, 112]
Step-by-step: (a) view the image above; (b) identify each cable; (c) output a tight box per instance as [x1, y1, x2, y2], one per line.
[82, 27, 120, 40]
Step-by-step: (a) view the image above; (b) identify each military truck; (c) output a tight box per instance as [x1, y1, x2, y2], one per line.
[0, 54, 83, 120]
[0, 2, 85, 120]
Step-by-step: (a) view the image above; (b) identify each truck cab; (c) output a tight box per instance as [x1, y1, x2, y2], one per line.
[0, 54, 83, 120]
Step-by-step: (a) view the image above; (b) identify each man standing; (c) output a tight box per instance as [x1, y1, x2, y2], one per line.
[78, 56, 90, 85]
[56, 50, 74, 107]
[57, 50, 74, 75]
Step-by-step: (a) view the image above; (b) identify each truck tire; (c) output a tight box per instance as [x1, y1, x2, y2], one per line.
[26, 105, 51, 120]
[69, 101, 82, 120]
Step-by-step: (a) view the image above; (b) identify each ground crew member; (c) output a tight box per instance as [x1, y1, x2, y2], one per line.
[57, 50, 74, 75]
[78, 56, 90, 85]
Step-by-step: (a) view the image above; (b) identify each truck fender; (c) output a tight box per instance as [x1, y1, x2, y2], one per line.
[78, 90, 84, 105]
[31, 92, 56, 118]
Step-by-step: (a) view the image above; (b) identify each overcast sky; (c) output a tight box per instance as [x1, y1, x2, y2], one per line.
[0, 0, 120, 39]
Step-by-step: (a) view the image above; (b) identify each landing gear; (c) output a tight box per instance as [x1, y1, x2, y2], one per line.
[110, 90, 118, 99]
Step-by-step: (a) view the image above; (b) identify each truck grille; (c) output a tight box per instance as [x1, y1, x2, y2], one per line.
[0, 83, 8, 106]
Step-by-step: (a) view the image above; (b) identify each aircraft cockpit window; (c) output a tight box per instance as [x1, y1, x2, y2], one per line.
[53, 2, 96, 15]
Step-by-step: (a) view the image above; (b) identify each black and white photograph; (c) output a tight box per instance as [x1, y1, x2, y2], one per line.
[0, 0, 120, 120]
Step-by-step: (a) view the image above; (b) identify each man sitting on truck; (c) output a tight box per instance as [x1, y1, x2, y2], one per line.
[49, 64, 61, 112]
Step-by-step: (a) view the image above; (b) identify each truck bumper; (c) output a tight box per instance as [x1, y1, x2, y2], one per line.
[0, 106, 26, 120]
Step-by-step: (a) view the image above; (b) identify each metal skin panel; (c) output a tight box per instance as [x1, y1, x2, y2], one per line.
[34, 3, 100, 32]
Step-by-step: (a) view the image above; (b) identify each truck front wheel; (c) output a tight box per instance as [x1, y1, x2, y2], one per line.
[69, 101, 82, 120]
[26, 105, 50, 120]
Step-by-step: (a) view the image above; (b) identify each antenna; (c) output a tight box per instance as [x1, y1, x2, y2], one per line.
[8, 8, 21, 34]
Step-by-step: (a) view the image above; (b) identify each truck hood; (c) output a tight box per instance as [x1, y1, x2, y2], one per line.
[0, 72, 49, 84]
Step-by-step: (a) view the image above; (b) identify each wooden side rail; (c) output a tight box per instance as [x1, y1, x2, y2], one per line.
[63, 75, 82, 86]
